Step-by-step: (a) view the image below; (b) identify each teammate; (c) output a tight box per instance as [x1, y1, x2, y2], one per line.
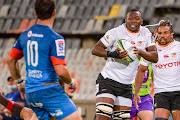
[7, 0, 82, 120]
[0, 91, 38, 120]
[134, 20, 180, 120]
[92, 9, 158, 120]
[130, 60, 153, 120]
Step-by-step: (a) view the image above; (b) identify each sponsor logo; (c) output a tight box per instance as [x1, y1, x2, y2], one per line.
[102, 33, 114, 44]
[131, 41, 135, 45]
[28, 31, 32, 37]
[28, 69, 43, 78]
[27, 30, 43, 38]
[31, 103, 43, 108]
[154, 61, 180, 69]
[164, 54, 169, 58]
[50, 109, 63, 117]
[55, 39, 65, 56]
[157, 48, 162, 51]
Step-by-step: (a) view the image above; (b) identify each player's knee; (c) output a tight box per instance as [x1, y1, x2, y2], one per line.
[21, 107, 36, 119]
[96, 102, 113, 118]
[155, 118, 168, 120]
[112, 110, 130, 120]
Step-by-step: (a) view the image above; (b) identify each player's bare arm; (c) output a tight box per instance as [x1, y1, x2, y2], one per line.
[133, 45, 158, 63]
[7, 57, 21, 80]
[54, 64, 77, 92]
[0, 94, 38, 120]
[92, 40, 128, 59]
[7, 56, 25, 99]
[134, 64, 148, 110]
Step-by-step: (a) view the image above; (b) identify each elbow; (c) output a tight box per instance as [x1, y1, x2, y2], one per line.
[91, 48, 96, 55]
[152, 54, 158, 63]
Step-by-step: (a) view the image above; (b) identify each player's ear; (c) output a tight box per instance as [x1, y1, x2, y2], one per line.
[52, 9, 56, 17]
[171, 32, 173, 40]
[140, 19, 143, 25]
[34, 11, 37, 17]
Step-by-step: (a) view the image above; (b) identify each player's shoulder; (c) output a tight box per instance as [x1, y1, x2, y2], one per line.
[140, 26, 152, 36]
[174, 40, 180, 46]
[47, 29, 64, 42]
[106, 24, 124, 36]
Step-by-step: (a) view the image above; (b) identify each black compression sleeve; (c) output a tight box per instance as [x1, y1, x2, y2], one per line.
[107, 51, 121, 58]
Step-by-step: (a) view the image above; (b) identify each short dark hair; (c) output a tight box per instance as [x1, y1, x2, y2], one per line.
[126, 8, 142, 18]
[157, 20, 173, 33]
[35, 0, 55, 20]
[7, 76, 13, 81]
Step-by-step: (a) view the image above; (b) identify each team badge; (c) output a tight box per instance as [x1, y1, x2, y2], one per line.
[137, 41, 143, 46]
[171, 53, 177, 58]
[55, 39, 65, 56]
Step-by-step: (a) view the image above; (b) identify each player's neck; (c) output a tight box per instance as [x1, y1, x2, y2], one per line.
[37, 19, 54, 28]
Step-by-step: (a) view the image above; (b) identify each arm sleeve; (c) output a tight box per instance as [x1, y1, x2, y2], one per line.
[140, 58, 151, 67]
[9, 38, 24, 60]
[100, 30, 116, 48]
[50, 39, 66, 66]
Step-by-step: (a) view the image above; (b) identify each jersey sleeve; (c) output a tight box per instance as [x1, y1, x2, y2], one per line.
[9, 38, 24, 60]
[140, 58, 151, 67]
[50, 39, 66, 66]
[145, 29, 156, 47]
[100, 30, 116, 48]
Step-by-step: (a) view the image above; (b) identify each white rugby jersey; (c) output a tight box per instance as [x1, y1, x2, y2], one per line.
[141, 40, 180, 94]
[100, 23, 155, 84]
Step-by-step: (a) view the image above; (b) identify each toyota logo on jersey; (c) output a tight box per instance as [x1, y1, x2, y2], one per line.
[155, 62, 180, 69]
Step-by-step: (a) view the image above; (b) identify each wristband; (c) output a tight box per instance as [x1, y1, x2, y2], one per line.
[69, 78, 75, 86]
[6, 101, 16, 112]
[107, 51, 121, 59]
[14, 77, 25, 86]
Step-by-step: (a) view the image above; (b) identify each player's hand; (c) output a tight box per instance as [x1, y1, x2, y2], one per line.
[133, 94, 141, 110]
[18, 85, 26, 99]
[115, 48, 128, 59]
[68, 79, 77, 93]
[132, 46, 142, 55]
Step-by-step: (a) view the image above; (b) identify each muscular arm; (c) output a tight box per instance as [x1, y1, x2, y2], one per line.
[92, 40, 108, 57]
[92, 40, 128, 59]
[7, 56, 21, 80]
[139, 45, 158, 63]
[54, 64, 72, 84]
[134, 65, 149, 95]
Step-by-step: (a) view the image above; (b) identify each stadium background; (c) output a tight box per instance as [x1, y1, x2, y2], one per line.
[0, 0, 179, 119]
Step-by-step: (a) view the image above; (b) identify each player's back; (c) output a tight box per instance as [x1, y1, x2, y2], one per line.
[14, 24, 65, 93]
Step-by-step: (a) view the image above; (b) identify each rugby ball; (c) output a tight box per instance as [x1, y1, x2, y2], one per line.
[116, 39, 137, 62]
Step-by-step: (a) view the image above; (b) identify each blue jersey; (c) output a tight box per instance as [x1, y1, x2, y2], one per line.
[9, 24, 66, 93]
